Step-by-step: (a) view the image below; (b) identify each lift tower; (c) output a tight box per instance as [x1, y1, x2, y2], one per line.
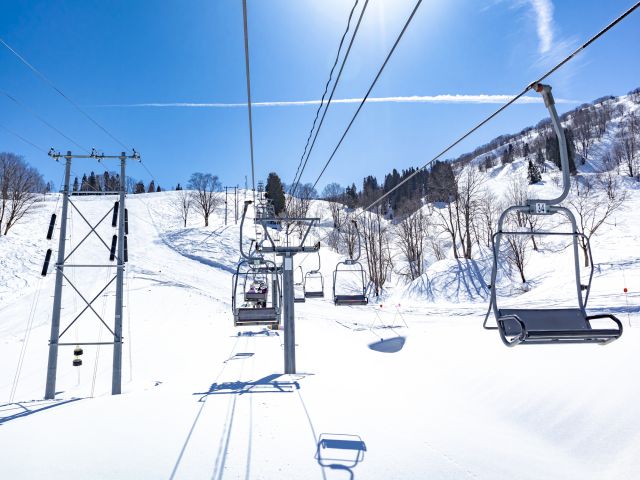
[252, 205, 319, 374]
[44, 149, 140, 399]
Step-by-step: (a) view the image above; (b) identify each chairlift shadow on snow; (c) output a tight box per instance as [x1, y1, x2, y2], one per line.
[235, 328, 280, 337]
[194, 374, 300, 400]
[0, 398, 82, 425]
[315, 433, 367, 480]
[366, 305, 409, 354]
[368, 336, 406, 353]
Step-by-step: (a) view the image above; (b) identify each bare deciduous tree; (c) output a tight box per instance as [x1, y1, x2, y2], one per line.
[321, 182, 346, 229]
[573, 108, 595, 164]
[503, 224, 530, 284]
[341, 215, 359, 259]
[433, 200, 459, 259]
[455, 166, 485, 259]
[187, 172, 222, 227]
[613, 111, 639, 179]
[0, 153, 44, 235]
[478, 189, 503, 248]
[359, 208, 391, 296]
[568, 175, 626, 266]
[394, 200, 430, 281]
[506, 175, 540, 251]
[172, 189, 192, 227]
[287, 183, 316, 218]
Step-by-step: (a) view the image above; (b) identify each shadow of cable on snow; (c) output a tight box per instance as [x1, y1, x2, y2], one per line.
[0, 398, 82, 425]
[193, 374, 300, 401]
[316, 433, 367, 480]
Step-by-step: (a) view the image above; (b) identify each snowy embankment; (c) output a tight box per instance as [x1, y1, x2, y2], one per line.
[0, 187, 639, 479]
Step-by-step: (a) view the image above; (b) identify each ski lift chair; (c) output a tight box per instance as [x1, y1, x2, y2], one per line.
[233, 203, 282, 327]
[304, 251, 324, 298]
[333, 221, 369, 306]
[294, 266, 306, 303]
[232, 260, 281, 327]
[485, 83, 622, 347]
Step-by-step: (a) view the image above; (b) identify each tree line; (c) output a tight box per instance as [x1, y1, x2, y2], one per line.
[311, 88, 638, 296]
[70, 171, 165, 194]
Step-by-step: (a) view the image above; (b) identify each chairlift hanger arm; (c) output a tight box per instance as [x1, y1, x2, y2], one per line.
[239, 201, 265, 262]
[528, 84, 570, 207]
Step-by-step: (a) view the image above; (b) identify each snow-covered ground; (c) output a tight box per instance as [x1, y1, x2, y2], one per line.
[1, 184, 639, 479]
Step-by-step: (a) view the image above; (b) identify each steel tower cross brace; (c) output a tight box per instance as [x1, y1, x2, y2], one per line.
[44, 149, 140, 399]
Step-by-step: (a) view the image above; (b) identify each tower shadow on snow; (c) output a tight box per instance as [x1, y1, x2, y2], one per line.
[0, 398, 82, 425]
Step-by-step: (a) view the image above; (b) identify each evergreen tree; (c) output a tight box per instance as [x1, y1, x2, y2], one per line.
[147, 180, 155, 193]
[176, 183, 182, 191]
[88, 171, 97, 192]
[156, 185, 162, 192]
[427, 161, 457, 203]
[81, 174, 89, 192]
[501, 144, 514, 165]
[134, 181, 146, 194]
[345, 183, 358, 209]
[265, 172, 286, 215]
[72, 177, 79, 192]
[535, 151, 545, 172]
[523, 142, 530, 159]
[527, 159, 542, 184]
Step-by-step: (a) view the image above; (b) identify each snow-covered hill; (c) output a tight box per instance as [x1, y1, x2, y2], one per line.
[0, 175, 639, 479]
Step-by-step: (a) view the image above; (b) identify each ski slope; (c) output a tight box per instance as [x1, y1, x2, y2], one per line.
[1, 188, 639, 480]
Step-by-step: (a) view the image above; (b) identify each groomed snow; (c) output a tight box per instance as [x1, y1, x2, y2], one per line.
[0, 180, 639, 479]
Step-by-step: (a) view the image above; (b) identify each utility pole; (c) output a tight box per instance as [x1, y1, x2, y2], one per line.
[45, 151, 71, 400]
[112, 152, 127, 395]
[234, 186, 238, 224]
[225, 186, 228, 225]
[44, 148, 140, 399]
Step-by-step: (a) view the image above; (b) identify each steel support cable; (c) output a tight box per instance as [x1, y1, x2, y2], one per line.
[309, 0, 423, 194]
[1, 89, 91, 153]
[0, 37, 130, 151]
[289, 0, 370, 201]
[356, 0, 640, 215]
[298, 0, 640, 267]
[0, 123, 49, 154]
[288, 0, 361, 198]
[241, 0, 257, 203]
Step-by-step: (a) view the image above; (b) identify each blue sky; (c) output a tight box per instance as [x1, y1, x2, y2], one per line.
[1, 0, 639, 192]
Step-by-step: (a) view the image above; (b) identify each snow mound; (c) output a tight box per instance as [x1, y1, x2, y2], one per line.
[399, 258, 489, 303]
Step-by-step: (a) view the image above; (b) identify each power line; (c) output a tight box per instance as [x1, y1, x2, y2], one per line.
[241, 0, 256, 203]
[0, 36, 130, 150]
[1, 89, 91, 153]
[0, 123, 49, 154]
[357, 0, 640, 215]
[309, 0, 423, 194]
[288, 0, 363, 198]
[297, 0, 640, 270]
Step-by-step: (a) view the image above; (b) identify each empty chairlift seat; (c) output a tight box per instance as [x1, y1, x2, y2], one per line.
[497, 308, 622, 346]
[333, 261, 368, 306]
[333, 220, 368, 306]
[486, 83, 623, 347]
[303, 252, 324, 298]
